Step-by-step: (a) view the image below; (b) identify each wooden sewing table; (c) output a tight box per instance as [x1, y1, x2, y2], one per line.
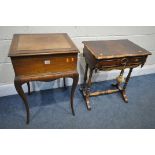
[81, 39, 151, 110]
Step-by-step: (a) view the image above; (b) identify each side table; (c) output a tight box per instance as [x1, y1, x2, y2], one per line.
[81, 39, 151, 110]
[9, 33, 79, 124]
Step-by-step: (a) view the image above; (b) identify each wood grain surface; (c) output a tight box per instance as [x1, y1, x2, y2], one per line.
[83, 39, 151, 59]
[9, 33, 79, 57]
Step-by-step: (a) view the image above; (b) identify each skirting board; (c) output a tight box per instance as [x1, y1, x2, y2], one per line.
[0, 64, 155, 97]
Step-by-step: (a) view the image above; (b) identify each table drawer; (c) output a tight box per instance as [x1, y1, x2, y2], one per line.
[97, 56, 144, 69]
[12, 54, 77, 76]
[127, 57, 144, 65]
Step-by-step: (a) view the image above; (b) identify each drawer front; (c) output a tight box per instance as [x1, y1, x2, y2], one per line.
[127, 57, 144, 65]
[12, 54, 77, 76]
[97, 56, 145, 70]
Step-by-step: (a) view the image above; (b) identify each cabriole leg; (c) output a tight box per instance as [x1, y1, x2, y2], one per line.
[14, 79, 30, 124]
[70, 73, 79, 115]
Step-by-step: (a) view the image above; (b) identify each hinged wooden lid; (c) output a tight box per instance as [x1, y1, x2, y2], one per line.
[82, 39, 151, 59]
[9, 33, 79, 57]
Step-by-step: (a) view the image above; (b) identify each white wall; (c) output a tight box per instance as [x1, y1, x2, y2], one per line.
[0, 26, 155, 96]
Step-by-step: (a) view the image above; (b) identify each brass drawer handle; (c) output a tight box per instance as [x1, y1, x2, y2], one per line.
[121, 58, 128, 65]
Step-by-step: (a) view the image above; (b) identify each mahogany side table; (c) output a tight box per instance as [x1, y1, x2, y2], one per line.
[9, 33, 79, 124]
[81, 39, 151, 110]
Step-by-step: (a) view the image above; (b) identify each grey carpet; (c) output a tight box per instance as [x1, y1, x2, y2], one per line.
[0, 73, 155, 129]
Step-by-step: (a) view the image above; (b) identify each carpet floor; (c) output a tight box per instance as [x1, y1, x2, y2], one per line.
[0, 73, 155, 129]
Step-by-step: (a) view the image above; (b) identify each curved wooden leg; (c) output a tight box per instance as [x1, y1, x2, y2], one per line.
[70, 73, 79, 116]
[27, 82, 31, 95]
[14, 80, 30, 124]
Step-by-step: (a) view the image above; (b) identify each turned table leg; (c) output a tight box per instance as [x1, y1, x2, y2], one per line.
[85, 68, 93, 110]
[83, 63, 88, 88]
[70, 73, 79, 116]
[120, 69, 125, 76]
[112, 69, 124, 87]
[111, 68, 133, 103]
[14, 80, 30, 124]
[80, 63, 92, 110]
[121, 68, 133, 103]
[27, 82, 31, 95]
[63, 77, 66, 88]
[80, 63, 93, 110]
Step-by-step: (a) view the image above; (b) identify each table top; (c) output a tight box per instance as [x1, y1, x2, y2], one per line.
[83, 39, 151, 59]
[9, 33, 79, 57]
